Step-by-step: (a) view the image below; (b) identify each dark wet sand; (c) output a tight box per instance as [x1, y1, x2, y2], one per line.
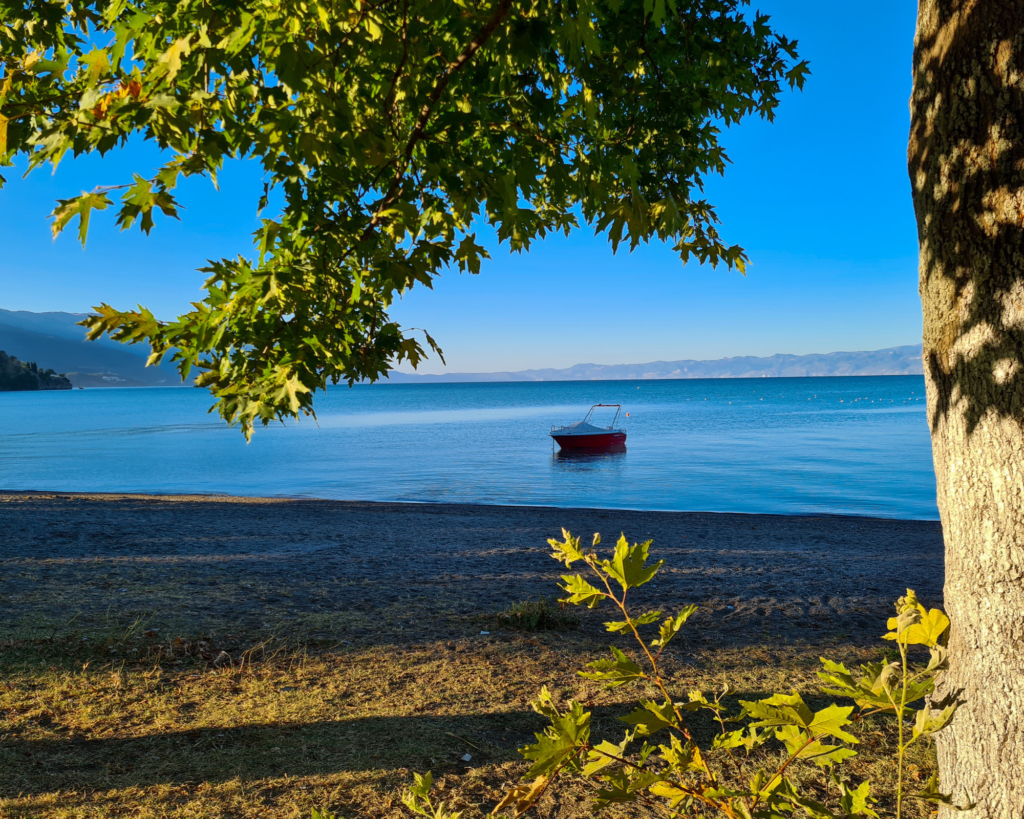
[0, 491, 944, 646]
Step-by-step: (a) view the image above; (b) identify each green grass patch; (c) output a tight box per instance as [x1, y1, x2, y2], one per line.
[494, 598, 581, 632]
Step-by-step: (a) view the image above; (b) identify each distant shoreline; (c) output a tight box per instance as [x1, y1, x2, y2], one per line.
[0, 489, 937, 522]
[0, 372, 930, 391]
[372, 372, 926, 386]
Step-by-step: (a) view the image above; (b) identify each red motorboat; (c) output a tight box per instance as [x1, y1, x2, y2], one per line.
[550, 404, 627, 450]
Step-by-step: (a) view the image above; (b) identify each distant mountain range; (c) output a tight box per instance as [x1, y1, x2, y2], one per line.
[0, 309, 180, 388]
[384, 345, 925, 382]
[0, 309, 923, 387]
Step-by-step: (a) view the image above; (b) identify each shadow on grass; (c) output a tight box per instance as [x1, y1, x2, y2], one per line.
[1, 699, 753, 799]
[0, 707, 587, 797]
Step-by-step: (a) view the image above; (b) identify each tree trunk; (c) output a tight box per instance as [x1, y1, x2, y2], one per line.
[909, 2, 1024, 816]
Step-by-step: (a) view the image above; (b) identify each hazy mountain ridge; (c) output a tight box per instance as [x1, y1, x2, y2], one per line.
[0, 310, 923, 387]
[386, 344, 924, 383]
[0, 309, 181, 387]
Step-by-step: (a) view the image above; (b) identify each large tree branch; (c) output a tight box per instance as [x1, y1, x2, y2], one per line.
[403, 0, 514, 162]
[382, 0, 412, 137]
[318, 0, 515, 256]
[362, 0, 514, 239]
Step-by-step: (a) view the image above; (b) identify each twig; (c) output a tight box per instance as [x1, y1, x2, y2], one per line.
[586, 744, 738, 817]
[382, 0, 411, 137]
[361, 0, 514, 241]
[445, 731, 482, 751]
[750, 732, 818, 811]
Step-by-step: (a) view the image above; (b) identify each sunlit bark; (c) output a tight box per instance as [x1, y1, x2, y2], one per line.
[909, 1, 1024, 816]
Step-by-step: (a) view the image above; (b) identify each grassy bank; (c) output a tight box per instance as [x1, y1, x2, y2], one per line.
[1, 614, 936, 819]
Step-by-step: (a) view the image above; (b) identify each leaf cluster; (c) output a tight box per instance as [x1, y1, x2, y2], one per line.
[1, 0, 807, 436]
[460, 531, 965, 819]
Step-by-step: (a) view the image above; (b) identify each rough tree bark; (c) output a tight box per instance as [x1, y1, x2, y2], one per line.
[909, 1, 1024, 816]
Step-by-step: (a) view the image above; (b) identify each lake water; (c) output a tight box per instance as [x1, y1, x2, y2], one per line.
[0, 376, 937, 519]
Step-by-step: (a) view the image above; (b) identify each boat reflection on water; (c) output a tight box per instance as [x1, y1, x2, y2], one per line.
[554, 443, 627, 460]
[552, 443, 627, 479]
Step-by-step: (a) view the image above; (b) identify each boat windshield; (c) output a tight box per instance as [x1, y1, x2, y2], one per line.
[582, 404, 622, 429]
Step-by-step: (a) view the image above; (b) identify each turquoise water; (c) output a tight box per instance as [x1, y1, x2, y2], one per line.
[0, 376, 937, 519]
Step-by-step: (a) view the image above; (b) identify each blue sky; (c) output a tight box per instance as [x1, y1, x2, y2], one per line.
[0, 1, 920, 374]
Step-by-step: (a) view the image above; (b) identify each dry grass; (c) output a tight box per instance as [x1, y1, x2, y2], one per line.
[0, 612, 936, 819]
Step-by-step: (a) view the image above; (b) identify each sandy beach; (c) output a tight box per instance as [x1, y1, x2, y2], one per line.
[1, 491, 944, 646]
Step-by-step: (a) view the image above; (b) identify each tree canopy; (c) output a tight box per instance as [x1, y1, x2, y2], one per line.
[1, 0, 806, 436]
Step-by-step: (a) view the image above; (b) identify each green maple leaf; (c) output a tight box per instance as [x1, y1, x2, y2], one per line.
[560, 574, 606, 608]
[601, 535, 664, 592]
[51, 192, 113, 246]
[580, 646, 645, 688]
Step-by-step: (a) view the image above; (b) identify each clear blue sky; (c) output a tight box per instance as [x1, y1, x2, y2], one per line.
[0, 1, 920, 374]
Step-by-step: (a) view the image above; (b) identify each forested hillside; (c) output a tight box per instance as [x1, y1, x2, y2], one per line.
[0, 350, 72, 391]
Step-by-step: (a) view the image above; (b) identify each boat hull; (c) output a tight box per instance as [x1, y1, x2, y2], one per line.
[551, 431, 627, 450]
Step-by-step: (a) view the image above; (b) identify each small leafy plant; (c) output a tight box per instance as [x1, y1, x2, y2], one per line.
[406, 529, 962, 819]
[403, 771, 464, 819]
[818, 590, 967, 816]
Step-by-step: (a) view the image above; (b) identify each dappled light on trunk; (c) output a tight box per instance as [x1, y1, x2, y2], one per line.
[909, 0, 1024, 815]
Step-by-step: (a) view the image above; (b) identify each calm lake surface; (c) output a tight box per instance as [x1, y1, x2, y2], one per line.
[0, 376, 937, 519]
